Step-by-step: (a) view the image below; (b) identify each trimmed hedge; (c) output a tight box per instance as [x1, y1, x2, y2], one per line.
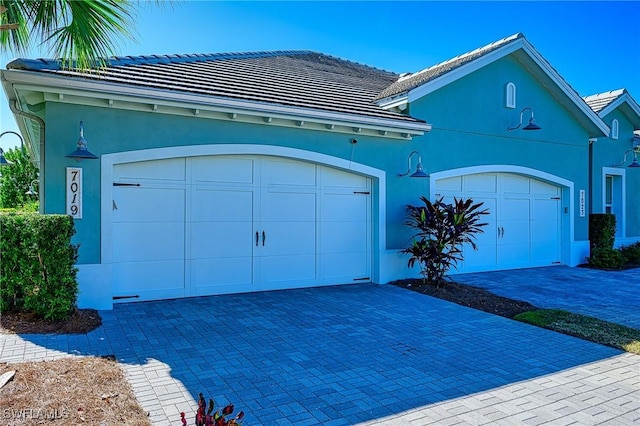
[589, 213, 616, 251]
[0, 213, 79, 321]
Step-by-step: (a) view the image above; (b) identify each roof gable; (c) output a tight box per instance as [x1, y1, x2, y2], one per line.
[584, 89, 640, 128]
[375, 33, 609, 138]
[376, 33, 524, 101]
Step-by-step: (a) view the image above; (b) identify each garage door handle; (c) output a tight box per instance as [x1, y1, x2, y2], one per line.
[256, 231, 259, 246]
[262, 231, 266, 246]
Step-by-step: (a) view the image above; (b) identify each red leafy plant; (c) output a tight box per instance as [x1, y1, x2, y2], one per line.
[181, 393, 245, 426]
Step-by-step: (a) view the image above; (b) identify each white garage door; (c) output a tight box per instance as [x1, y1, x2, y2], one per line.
[111, 155, 371, 302]
[435, 173, 561, 273]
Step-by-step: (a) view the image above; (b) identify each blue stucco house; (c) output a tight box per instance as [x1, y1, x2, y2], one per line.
[2, 33, 638, 309]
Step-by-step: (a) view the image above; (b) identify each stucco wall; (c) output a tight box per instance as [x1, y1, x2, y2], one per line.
[42, 102, 427, 265]
[591, 108, 640, 238]
[406, 56, 592, 245]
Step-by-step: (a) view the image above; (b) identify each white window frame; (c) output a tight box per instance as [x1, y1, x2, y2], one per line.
[602, 167, 625, 238]
[505, 82, 516, 109]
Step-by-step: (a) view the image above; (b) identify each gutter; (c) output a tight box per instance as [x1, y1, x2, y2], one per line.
[2, 69, 432, 135]
[8, 98, 46, 212]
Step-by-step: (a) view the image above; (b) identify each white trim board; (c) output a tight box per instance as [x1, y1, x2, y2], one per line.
[601, 166, 626, 238]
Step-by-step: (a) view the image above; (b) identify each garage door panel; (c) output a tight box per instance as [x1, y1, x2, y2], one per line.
[321, 167, 368, 189]
[113, 260, 185, 294]
[533, 180, 560, 196]
[262, 192, 316, 221]
[191, 189, 253, 222]
[114, 158, 185, 181]
[321, 193, 368, 221]
[113, 222, 184, 262]
[261, 222, 315, 255]
[191, 222, 254, 258]
[435, 176, 462, 192]
[503, 174, 531, 194]
[113, 188, 184, 222]
[466, 174, 497, 193]
[263, 159, 317, 186]
[260, 254, 316, 288]
[321, 221, 368, 253]
[321, 252, 369, 281]
[191, 258, 253, 291]
[461, 197, 498, 270]
[192, 156, 255, 184]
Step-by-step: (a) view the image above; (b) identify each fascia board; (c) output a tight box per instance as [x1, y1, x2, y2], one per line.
[377, 95, 409, 110]
[402, 38, 609, 137]
[520, 38, 609, 137]
[406, 41, 525, 103]
[599, 94, 640, 126]
[3, 69, 431, 134]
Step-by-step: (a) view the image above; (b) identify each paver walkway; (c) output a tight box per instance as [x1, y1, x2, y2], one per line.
[453, 266, 640, 329]
[1, 283, 639, 425]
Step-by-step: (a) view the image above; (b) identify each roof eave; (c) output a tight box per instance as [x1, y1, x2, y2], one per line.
[598, 93, 640, 128]
[3, 69, 431, 138]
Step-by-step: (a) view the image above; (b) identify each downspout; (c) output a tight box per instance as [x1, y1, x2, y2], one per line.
[588, 138, 595, 215]
[9, 99, 46, 212]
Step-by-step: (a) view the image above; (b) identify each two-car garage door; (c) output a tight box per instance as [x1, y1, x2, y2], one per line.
[435, 172, 562, 273]
[111, 155, 371, 302]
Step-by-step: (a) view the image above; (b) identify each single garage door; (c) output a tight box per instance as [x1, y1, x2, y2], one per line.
[435, 172, 561, 273]
[111, 155, 372, 302]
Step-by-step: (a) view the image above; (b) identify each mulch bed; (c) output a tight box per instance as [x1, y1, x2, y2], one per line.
[390, 278, 539, 319]
[0, 357, 151, 426]
[0, 308, 102, 334]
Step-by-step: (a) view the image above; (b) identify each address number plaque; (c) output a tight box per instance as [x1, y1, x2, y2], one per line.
[66, 167, 83, 219]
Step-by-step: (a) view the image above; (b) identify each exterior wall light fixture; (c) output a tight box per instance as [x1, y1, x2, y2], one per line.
[25, 179, 39, 195]
[66, 121, 98, 160]
[613, 139, 640, 168]
[0, 147, 11, 166]
[508, 107, 541, 131]
[398, 150, 428, 178]
[0, 130, 26, 166]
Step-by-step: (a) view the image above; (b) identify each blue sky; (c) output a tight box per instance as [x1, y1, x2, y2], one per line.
[1, 1, 639, 150]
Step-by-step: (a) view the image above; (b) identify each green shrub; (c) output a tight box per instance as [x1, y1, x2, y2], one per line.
[589, 213, 616, 251]
[0, 213, 79, 321]
[587, 247, 625, 270]
[618, 242, 640, 264]
[0, 146, 39, 209]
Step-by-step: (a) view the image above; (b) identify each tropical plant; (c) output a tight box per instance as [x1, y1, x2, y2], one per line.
[0, 146, 39, 209]
[401, 196, 488, 287]
[0, 0, 138, 69]
[181, 393, 244, 426]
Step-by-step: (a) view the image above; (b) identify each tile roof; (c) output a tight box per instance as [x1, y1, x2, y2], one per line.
[583, 89, 626, 114]
[7, 51, 422, 124]
[375, 33, 525, 101]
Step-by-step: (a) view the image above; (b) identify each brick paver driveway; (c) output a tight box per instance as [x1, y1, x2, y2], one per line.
[454, 266, 640, 329]
[2, 283, 639, 425]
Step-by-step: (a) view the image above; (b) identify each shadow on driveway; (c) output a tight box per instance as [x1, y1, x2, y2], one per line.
[5, 283, 636, 425]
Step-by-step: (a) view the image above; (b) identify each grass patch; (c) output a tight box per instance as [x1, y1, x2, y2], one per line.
[515, 309, 640, 355]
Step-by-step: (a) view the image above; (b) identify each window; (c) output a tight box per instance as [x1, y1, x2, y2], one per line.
[602, 168, 625, 238]
[505, 82, 516, 108]
[605, 175, 613, 214]
[611, 119, 619, 140]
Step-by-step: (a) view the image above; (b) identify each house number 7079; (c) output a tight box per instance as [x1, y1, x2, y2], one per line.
[66, 167, 83, 219]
